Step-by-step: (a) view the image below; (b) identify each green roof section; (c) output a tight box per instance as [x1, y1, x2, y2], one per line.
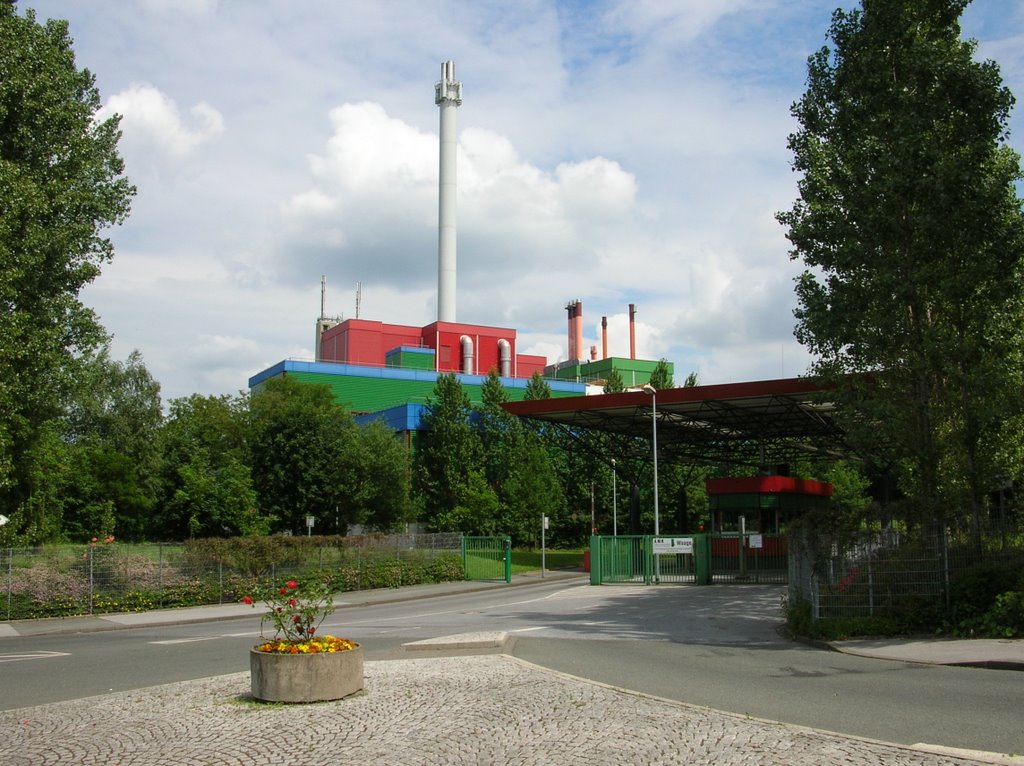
[385, 346, 435, 371]
[249, 359, 586, 414]
[552, 357, 670, 388]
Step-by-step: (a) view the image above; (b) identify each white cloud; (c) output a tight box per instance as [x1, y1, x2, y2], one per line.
[38, 0, 1019, 404]
[139, 0, 217, 15]
[98, 84, 224, 157]
[603, 0, 766, 43]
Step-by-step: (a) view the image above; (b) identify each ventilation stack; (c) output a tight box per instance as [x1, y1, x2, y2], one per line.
[629, 303, 637, 359]
[565, 300, 584, 362]
[435, 60, 462, 323]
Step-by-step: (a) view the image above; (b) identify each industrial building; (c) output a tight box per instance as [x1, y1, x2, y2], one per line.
[249, 61, 669, 432]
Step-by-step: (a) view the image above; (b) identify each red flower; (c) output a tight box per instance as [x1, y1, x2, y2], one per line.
[242, 596, 253, 605]
[288, 598, 297, 606]
[293, 615, 301, 623]
[286, 580, 298, 589]
[279, 587, 287, 595]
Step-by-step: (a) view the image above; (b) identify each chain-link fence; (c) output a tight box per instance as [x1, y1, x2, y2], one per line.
[788, 524, 1024, 621]
[1, 532, 464, 622]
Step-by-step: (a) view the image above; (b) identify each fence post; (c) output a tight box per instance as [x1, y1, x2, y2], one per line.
[942, 526, 951, 613]
[694, 534, 711, 586]
[88, 544, 95, 615]
[4, 548, 10, 622]
[867, 535, 874, 616]
[158, 544, 165, 609]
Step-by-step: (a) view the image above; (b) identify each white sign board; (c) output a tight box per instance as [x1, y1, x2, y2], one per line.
[653, 537, 693, 554]
[748, 534, 763, 549]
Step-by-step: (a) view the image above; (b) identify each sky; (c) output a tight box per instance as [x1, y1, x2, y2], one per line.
[20, 0, 1024, 404]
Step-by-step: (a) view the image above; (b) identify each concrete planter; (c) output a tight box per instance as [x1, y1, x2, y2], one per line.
[250, 643, 363, 703]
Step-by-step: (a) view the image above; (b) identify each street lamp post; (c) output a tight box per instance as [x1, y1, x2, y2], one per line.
[642, 384, 660, 537]
[611, 458, 618, 537]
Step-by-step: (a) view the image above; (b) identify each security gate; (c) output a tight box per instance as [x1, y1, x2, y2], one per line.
[709, 533, 788, 584]
[589, 534, 787, 586]
[462, 535, 512, 582]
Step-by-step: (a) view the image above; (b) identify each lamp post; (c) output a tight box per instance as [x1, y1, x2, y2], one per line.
[611, 458, 618, 537]
[642, 384, 660, 537]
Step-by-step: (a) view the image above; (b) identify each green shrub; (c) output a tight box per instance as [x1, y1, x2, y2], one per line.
[427, 555, 465, 582]
[948, 560, 1024, 637]
[983, 591, 1024, 638]
[92, 591, 157, 614]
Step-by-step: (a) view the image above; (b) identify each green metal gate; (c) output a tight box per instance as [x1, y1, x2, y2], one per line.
[591, 536, 648, 584]
[462, 535, 512, 583]
[590, 535, 711, 585]
[589, 534, 787, 585]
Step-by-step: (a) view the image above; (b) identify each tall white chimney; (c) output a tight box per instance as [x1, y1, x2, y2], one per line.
[435, 60, 462, 323]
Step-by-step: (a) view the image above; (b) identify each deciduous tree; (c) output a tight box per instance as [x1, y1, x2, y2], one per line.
[0, 7, 135, 538]
[777, 0, 1024, 540]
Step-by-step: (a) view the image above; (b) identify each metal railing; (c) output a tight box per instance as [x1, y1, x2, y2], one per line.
[788, 526, 1024, 621]
[1, 533, 464, 622]
[461, 536, 512, 582]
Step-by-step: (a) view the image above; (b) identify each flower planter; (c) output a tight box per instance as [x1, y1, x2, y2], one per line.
[250, 643, 363, 703]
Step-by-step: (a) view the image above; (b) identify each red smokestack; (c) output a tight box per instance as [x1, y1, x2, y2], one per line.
[566, 300, 584, 361]
[574, 301, 584, 363]
[629, 303, 637, 359]
[601, 316, 608, 359]
[566, 302, 576, 361]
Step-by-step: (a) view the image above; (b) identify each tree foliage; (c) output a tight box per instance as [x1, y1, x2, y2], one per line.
[61, 350, 163, 540]
[342, 419, 414, 533]
[648, 359, 674, 389]
[0, 7, 135, 532]
[417, 374, 492, 533]
[249, 377, 361, 535]
[602, 368, 625, 394]
[158, 393, 264, 540]
[524, 371, 551, 400]
[777, 0, 1024, 535]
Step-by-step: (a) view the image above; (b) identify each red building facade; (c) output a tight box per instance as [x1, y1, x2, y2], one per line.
[319, 318, 546, 378]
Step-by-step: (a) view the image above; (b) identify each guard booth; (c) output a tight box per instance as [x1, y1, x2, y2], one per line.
[706, 475, 832, 583]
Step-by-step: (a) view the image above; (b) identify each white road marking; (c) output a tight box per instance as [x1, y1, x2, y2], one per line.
[0, 651, 71, 663]
[150, 630, 257, 645]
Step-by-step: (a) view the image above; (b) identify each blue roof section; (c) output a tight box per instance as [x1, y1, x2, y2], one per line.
[356, 404, 428, 431]
[248, 359, 586, 395]
[356, 403, 484, 431]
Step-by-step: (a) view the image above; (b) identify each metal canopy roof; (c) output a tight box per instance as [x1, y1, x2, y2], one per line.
[502, 377, 850, 468]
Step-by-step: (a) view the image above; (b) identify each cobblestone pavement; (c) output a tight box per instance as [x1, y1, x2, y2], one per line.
[0, 655, 1004, 766]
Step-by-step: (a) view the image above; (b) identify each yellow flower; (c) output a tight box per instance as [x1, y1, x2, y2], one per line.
[253, 635, 357, 655]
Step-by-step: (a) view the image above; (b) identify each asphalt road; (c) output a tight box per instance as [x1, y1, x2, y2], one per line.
[2, 580, 1021, 756]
